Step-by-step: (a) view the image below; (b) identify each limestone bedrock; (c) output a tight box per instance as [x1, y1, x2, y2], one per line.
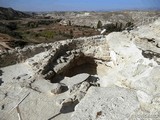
[1, 19, 160, 120]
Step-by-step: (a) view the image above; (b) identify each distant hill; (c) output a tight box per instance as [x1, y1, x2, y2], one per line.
[0, 7, 30, 20]
[43, 11, 160, 27]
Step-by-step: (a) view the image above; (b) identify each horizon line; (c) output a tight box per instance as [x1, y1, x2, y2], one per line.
[1, 6, 160, 12]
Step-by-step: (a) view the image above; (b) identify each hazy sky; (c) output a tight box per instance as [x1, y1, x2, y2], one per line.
[0, 0, 160, 11]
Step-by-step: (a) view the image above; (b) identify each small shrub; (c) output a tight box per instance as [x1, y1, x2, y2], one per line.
[27, 22, 38, 28]
[40, 31, 55, 39]
[97, 20, 102, 28]
[7, 22, 17, 30]
[68, 20, 72, 26]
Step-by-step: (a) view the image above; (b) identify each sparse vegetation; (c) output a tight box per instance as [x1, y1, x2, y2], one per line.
[40, 31, 55, 39]
[68, 20, 72, 26]
[103, 21, 134, 32]
[97, 20, 102, 28]
[125, 22, 134, 30]
[7, 22, 17, 30]
[27, 21, 39, 28]
[0, 12, 136, 46]
[103, 23, 117, 32]
[1, 20, 98, 43]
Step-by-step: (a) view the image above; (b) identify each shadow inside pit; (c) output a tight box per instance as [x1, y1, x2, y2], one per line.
[47, 55, 98, 83]
[60, 56, 98, 77]
[61, 85, 69, 93]
[48, 100, 79, 120]
[0, 70, 4, 86]
[0, 78, 4, 86]
[50, 74, 65, 83]
[0, 69, 3, 76]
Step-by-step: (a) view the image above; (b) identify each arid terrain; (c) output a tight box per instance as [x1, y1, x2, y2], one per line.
[1, 7, 160, 51]
[0, 7, 160, 120]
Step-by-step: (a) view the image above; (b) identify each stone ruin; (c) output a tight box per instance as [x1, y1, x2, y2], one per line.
[1, 19, 160, 120]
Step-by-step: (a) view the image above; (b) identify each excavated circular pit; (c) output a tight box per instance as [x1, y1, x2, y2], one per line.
[50, 54, 109, 83]
[60, 56, 98, 77]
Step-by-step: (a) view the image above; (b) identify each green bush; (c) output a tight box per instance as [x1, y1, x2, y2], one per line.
[40, 31, 55, 39]
[125, 22, 134, 28]
[27, 22, 38, 28]
[103, 23, 117, 32]
[38, 20, 53, 25]
[68, 20, 71, 26]
[97, 20, 102, 28]
[0, 22, 21, 38]
[7, 22, 17, 30]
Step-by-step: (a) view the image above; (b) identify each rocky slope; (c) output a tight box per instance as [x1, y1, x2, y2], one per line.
[43, 11, 160, 28]
[0, 18, 160, 120]
[0, 7, 30, 20]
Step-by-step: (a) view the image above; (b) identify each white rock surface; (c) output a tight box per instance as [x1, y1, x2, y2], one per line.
[61, 73, 90, 89]
[71, 86, 140, 120]
[31, 79, 63, 94]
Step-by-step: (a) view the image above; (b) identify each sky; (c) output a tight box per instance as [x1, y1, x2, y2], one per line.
[0, 0, 160, 12]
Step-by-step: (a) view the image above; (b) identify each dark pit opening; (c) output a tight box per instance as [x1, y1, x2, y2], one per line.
[59, 56, 98, 77]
